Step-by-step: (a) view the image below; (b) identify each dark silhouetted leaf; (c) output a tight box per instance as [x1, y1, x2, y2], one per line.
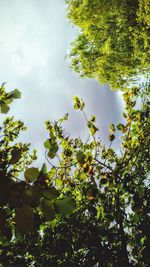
[41, 199, 55, 221]
[15, 205, 34, 234]
[9, 148, 22, 164]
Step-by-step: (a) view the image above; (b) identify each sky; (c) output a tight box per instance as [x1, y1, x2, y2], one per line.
[0, 0, 124, 166]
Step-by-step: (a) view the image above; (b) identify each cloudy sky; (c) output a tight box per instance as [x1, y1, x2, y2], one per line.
[0, 0, 124, 166]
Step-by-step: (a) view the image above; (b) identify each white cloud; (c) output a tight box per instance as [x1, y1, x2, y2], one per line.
[11, 42, 49, 76]
[0, 0, 123, 164]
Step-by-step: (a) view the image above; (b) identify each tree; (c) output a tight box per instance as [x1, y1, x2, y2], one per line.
[0, 81, 149, 266]
[0, 84, 76, 254]
[65, 0, 150, 89]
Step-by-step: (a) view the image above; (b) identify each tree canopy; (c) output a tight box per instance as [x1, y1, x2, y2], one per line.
[0, 82, 149, 266]
[0, 1, 150, 266]
[66, 0, 150, 89]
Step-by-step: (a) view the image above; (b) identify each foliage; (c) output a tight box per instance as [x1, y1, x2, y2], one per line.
[0, 84, 76, 245]
[0, 83, 21, 114]
[65, 0, 150, 89]
[0, 82, 149, 266]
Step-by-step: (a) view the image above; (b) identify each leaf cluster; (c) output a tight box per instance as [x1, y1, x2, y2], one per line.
[0, 83, 149, 266]
[66, 0, 150, 89]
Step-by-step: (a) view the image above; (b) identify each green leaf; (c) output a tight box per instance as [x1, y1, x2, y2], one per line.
[39, 224, 46, 231]
[47, 150, 55, 159]
[44, 139, 51, 149]
[132, 212, 141, 223]
[22, 185, 42, 207]
[41, 163, 47, 174]
[47, 217, 60, 229]
[48, 167, 57, 180]
[109, 123, 116, 132]
[73, 96, 85, 110]
[55, 197, 76, 216]
[9, 148, 22, 165]
[12, 89, 21, 99]
[24, 167, 40, 183]
[96, 206, 105, 220]
[90, 115, 96, 123]
[41, 199, 55, 221]
[44, 139, 59, 158]
[140, 236, 146, 245]
[51, 142, 59, 154]
[0, 103, 10, 114]
[87, 121, 98, 135]
[116, 123, 125, 131]
[59, 113, 69, 122]
[56, 178, 63, 188]
[15, 206, 34, 234]
[76, 150, 85, 164]
[73, 96, 81, 110]
[43, 187, 59, 199]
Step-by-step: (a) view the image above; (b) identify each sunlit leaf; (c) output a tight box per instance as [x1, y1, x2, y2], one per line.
[12, 89, 21, 99]
[0, 103, 10, 114]
[41, 163, 47, 174]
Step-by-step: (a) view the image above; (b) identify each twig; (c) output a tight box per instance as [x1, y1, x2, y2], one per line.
[45, 150, 78, 169]
[94, 158, 113, 171]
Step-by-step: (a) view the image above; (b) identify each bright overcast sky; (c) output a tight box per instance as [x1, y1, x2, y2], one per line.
[0, 0, 124, 166]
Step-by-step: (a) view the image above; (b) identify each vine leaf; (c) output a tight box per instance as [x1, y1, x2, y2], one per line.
[55, 197, 76, 216]
[24, 167, 40, 183]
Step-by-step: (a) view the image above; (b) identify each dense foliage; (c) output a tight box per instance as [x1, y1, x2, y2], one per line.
[0, 84, 76, 263]
[0, 1, 150, 266]
[66, 0, 150, 89]
[0, 82, 149, 266]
